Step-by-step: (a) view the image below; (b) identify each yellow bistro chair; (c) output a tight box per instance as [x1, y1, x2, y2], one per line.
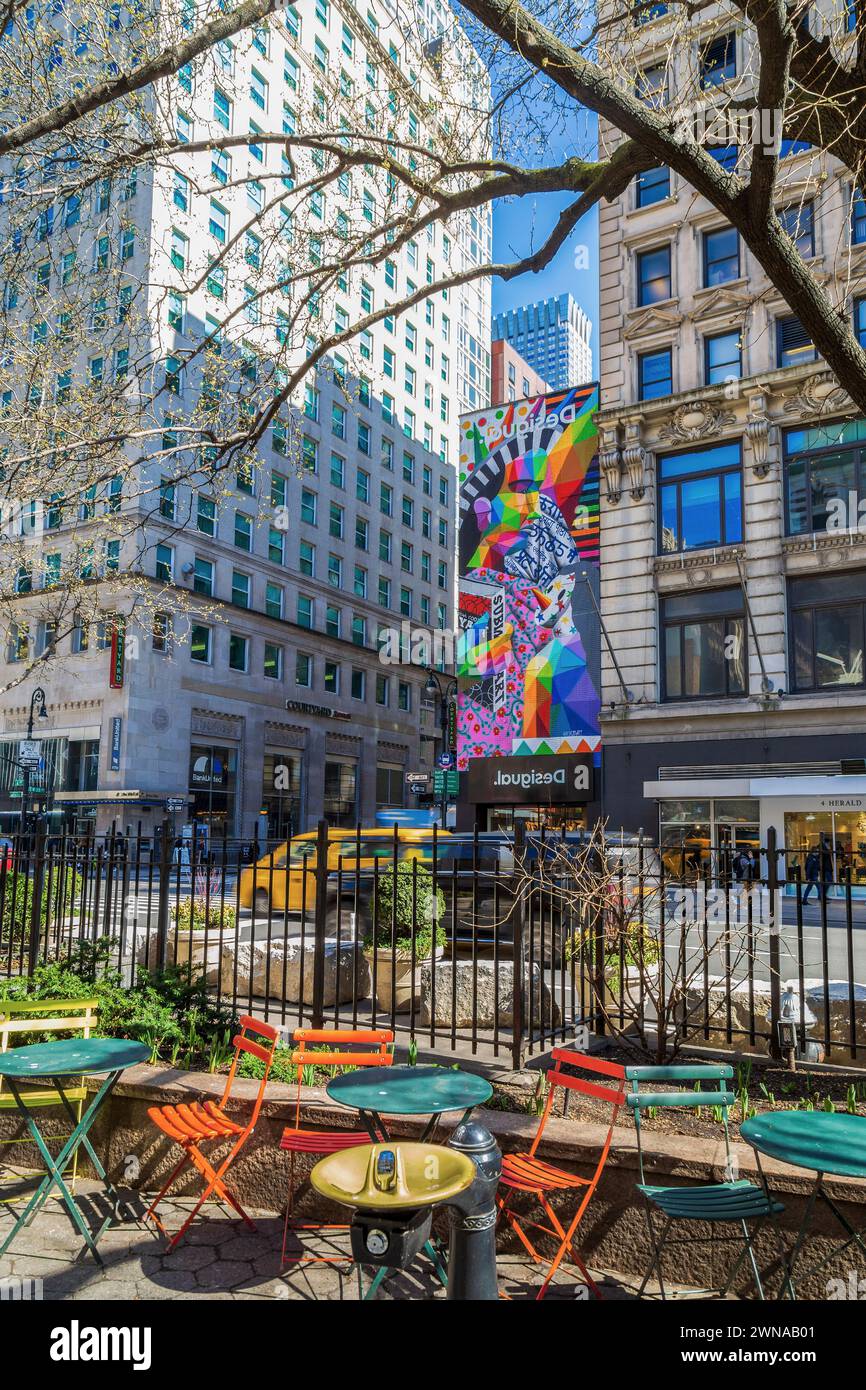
[0, 997, 100, 1200]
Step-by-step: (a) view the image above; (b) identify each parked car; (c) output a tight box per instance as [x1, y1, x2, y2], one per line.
[0, 837, 13, 872]
[238, 826, 450, 930]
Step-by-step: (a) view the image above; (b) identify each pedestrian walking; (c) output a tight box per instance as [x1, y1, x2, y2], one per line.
[801, 847, 821, 904]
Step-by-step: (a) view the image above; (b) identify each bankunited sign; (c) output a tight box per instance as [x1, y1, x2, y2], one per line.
[467, 754, 594, 805]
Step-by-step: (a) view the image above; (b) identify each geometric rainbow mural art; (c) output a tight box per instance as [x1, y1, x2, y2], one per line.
[456, 384, 602, 769]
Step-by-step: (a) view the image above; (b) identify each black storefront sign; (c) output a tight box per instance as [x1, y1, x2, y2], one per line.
[466, 753, 594, 805]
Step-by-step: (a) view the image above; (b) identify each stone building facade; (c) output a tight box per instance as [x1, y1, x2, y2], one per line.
[0, 0, 491, 843]
[596, 7, 866, 873]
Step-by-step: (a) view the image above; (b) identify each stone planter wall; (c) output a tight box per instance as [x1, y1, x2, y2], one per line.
[2, 1063, 864, 1298]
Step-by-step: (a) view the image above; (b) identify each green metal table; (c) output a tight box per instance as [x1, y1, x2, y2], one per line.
[326, 1065, 494, 1143]
[325, 1064, 493, 1298]
[0, 1036, 149, 1263]
[741, 1110, 866, 1299]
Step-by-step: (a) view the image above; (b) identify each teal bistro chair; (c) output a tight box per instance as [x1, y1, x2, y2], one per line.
[626, 1064, 785, 1300]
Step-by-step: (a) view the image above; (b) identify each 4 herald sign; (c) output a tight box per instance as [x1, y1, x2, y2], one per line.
[466, 754, 594, 805]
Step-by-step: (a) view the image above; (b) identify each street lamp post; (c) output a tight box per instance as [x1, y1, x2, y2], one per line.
[20, 686, 48, 835]
[424, 669, 457, 828]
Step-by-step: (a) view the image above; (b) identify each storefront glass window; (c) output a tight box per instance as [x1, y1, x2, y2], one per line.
[783, 809, 861, 896]
[188, 744, 238, 835]
[659, 799, 712, 875]
[262, 752, 302, 841]
[323, 760, 357, 825]
[376, 764, 404, 808]
[486, 806, 587, 834]
[659, 798, 759, 877]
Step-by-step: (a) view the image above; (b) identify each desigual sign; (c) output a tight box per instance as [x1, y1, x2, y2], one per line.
[466, 754, 594, 804]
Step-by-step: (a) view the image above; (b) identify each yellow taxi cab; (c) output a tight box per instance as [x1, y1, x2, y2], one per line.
[238, 826, 449, 923]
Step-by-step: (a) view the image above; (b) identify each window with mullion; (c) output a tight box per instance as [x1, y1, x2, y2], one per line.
[783, 422, 866, 534]
[777, 314, 817, 368]
[789, 570, 866, 691]
[658, 441, 743, 553]
[661, 587, 746, 700]
[777, 201, 814, 258]
[702, 226, 739, 285]
[638, 347, 672, 400]
[636, 166, 669, 208]
[704, 330, 742, 384]
[637, 245, 671, 305]
[700, 32, 736, 87]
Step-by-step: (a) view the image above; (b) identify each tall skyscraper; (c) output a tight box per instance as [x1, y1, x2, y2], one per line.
[492, 294, 592, 390]
[0, 0, 491, 840]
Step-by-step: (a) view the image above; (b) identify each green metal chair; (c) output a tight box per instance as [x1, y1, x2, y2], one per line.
[626, 1064, 785, 1300]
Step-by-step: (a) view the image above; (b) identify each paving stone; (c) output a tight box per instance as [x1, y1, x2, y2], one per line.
[183, 1221, 240, 1247]
[250, 1250, 283, 1279]
[218, 1232, 274, 1262]
[159, 1244, 219, 1272]
[144, 1268, 201, 1294]
[0, 1175, 673, 1301]
[75, 1280, 142, 1301]
[195, 1258, 254, 1289]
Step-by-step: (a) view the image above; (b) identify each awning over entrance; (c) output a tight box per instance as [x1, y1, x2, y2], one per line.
[52, 791, 172, 806]
[645, 775, 866, 803]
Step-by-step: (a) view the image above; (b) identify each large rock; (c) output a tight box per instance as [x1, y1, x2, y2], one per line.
[680, 975, 866, 1056]
[802, 978, 866, 1047]
[419, 958, 560, 1030]
[220, 938, 371, 1006]
[680, 974, 773, 1040]
[136, 927, 222, 985]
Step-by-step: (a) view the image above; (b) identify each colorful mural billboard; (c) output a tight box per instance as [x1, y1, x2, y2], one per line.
[456, 383, 602, 771]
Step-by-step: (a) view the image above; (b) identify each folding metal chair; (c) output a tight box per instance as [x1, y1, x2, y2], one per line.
[279, 1027, 394, 1267]
[497, 1048, 626, 1299]
[626, 1064, 785, 1299]
[145, 1015, 279, 1252]
[0, 997, 99, 1201]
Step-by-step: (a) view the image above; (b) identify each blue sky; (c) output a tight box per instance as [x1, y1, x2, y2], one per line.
[489, 111, 600, 377]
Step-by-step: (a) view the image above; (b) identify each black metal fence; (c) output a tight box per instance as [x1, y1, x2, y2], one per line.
[1, 821, 865, 1068]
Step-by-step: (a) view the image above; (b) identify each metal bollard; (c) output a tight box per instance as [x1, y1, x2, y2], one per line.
[445, 1119, 502, 1301]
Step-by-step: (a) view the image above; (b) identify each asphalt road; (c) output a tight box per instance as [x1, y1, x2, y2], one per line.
[120, 882, 866, 987]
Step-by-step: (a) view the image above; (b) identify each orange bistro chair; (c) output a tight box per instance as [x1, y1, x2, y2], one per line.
[279, 1027, 394, 1267]
[145, 1015, 280, 1252]
[497, 1049, 626, 1300]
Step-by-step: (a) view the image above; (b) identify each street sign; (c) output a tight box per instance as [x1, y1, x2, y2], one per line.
[447, 699, 458, 752]
[110, 717, 122, 772]
[433, 770, 460, 796]
[109, 625, 125, 690]
[405, 772, 431, 789]
[18, 739, 40, 768]
[437, 751, 454, 770]
[165, 797, 186, 813]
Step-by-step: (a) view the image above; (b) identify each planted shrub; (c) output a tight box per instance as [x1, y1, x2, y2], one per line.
[0, 937, 238, 1069]
[171, 869, 236, 932]
[365, 859, 446, 958]
[171, 897, 237, 932]
[1, 866, 84, 936]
